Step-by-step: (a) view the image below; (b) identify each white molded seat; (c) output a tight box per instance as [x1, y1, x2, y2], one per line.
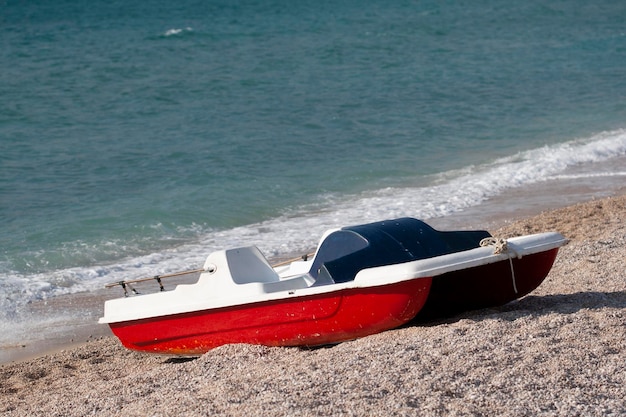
[225, 246, 280, 284]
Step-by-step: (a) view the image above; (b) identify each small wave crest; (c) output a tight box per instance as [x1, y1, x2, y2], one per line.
[163, 27, 193, 37]
[548, 171, 626, 180]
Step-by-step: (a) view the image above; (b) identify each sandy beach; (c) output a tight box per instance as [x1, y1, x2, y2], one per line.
[1, 194, 624, 416]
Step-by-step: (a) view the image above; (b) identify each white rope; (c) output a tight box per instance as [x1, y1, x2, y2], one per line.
[479, 237, 508, 254]
[479, 237, 518, 294]
[509, 257, 518, 294]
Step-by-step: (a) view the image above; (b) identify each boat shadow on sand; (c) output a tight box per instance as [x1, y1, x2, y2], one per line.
[411, 290, 626, 326]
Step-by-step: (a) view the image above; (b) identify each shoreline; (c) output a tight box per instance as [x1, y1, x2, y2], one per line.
[1, 193, 624, 415]
[2, 153, 624, 364]
[1, 183, 624, 365]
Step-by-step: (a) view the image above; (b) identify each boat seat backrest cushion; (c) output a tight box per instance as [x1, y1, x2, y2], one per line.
[308, 230, 369, 280]
[225, 246, 280, 285]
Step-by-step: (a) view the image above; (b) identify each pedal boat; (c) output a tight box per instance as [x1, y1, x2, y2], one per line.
[99, 218, 566, 355]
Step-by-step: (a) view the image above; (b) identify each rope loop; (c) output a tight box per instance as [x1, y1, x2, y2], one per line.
[480, 237, 509, 254]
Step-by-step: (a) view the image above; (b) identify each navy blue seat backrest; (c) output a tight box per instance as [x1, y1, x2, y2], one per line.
[308, 230, 369, 280]
[311, 218, 491, 283]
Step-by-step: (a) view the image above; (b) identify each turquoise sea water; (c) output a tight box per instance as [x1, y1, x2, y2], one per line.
[1, 1, 626, 348]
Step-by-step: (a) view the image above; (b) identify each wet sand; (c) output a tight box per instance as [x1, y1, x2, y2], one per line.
[1, 195, 624, 416]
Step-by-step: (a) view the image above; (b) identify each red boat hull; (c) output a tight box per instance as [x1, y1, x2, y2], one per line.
[109, 277, 432, 354]
[417, 248, 560, 318]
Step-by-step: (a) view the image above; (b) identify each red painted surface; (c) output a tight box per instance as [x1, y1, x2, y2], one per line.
[109, 277, 432, 354]
[418, 248, 560, 318]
